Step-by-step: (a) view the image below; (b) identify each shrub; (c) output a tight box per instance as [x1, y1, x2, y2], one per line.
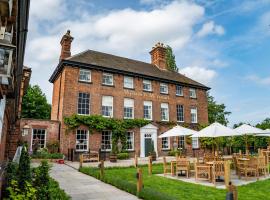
[168, 150, 179, 156]
[46, 140, 60, 153]
[6, 180, 37, 200]
[117, 152, 129, 160]
[31, 148, 63, 159]
[18, 145, 31, 190]
[48, 178, 70, 200]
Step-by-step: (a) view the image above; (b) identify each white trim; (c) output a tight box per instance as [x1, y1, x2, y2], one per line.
[140, 124, 158, 157]
[102, 73, 114, 86]
[79, 69, 91, 82]
[31, 128, 47, 152]
[160, 83, 168, 94]
[161, 137, 170, 150]
[126, 131, 134, 151]
[75, 129, 89, 152]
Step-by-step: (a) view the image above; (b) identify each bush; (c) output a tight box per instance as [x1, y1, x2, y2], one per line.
[168, 150, 179, 156]
[18, 145, 32, 190]
[31, 148, 63, 159]
[46, 140, 60, 153]
[117, 152, 129, 160]
[48, 178, 70, 200]
[6, 180, 37, 200]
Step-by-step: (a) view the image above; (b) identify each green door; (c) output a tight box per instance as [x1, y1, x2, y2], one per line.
[145, 138, 152, 157]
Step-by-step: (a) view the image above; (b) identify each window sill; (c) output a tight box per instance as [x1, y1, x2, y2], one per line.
[162, 149, 171, 151]
[177, 121, 185, 123]
[124, 117, 134, 120]
[78, 80, 92, 84]
[75, 150, 89, 153]
[190, 97, 197, 99]
[124, 87, 135, 90]
[102, 84, 115, 87]
[176, 94, 184, 97]
[101, 150, 112, 152]
[161, 120, 169, 122]
[160, 92, 169, 95]
[143, 90, 153, 93]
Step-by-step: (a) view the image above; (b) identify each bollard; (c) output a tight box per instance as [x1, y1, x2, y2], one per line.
[79, 154, 83, 168]
[227, 182, 238, 200]
[163, 156, 167, 175]
[99, 160, 104, 179]
[224, 160, 231, 188]
[134, 154, 138, 168]
[136, 168, 143, 194]
[148, 156, 152, 175]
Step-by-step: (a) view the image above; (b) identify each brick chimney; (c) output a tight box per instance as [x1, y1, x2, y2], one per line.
[149, 42, 167, 70]
[59, 30, 73, 60]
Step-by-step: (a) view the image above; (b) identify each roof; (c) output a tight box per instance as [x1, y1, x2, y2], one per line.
[49, 50, 210, 90]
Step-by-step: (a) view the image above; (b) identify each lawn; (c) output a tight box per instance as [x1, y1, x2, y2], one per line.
[80, 164, 270, 200]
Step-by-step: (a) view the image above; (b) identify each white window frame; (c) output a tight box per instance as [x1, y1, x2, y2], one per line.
[124, 98, 134, 119]
[79, 69, 91, 82]
[75, 129, 89, 152]
[161, 103, 169, 121]
[162, 137, 170, 150]
[160, 83, 168, 94]
[126, 131, 134, 151]
[101, 130, 112, 151]
[31, 129, 47, 151]
[178, 136, 185, 149]
[143, 101, 152, 120]
[77, 92, 90, 115]
[124, 76, 134, 89]
[102, 96, 113, 117]
[176, 85, 183, 96]
[176, 104, 184, 122]
[191, 107, 198, 123]
[143, 79, 152, 92]
[102, 73, 114, 86]
[189, 88, 197, 98]
[192, 137, 199, 149]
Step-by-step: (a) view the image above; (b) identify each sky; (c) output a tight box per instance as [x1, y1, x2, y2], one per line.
[24, 0, 270, 126]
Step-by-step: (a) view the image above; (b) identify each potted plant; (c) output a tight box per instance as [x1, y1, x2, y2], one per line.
[109, 139, 118, 163]
[149, 141, 157, 161]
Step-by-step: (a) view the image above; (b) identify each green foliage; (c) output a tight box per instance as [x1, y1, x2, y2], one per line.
[47, 178, 70, 200]
[31, 148, 63, 159]
[6, 162, 19, 186]
[22, 85, 51, 119]
[165, 45, 178, 72]
[168, 150, 180, 156]
[18, 145, 31, 190]
[256, 118, 270, 130]
[117, 152, 129, 160]
[46, 140, 60, 153]
[207, 93, 231, 125]
[64, 114, 149, 142]
[6, 180, 37, 200]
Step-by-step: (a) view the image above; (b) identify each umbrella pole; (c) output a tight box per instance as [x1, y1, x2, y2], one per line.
[245, 135, 248, 155]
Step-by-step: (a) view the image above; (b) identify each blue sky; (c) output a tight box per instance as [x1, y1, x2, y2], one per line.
[24, 0, 270, 126]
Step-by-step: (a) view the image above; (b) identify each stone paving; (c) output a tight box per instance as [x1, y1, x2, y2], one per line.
[50, 163, 139, 200]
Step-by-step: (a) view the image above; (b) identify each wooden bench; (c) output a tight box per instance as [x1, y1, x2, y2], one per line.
[82, 151, 99, 162]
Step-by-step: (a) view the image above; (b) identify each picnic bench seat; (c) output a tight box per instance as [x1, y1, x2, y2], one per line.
[81, 151, 99, 162]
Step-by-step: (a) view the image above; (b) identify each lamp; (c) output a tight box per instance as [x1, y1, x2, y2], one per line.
[22, 124, 30, 136]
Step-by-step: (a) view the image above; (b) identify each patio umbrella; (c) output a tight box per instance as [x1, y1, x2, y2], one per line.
[255, 129, 270, 137]
[191, 122, 239, 153]
[158, 125, 198, 138]
[234, 124, 265, 154]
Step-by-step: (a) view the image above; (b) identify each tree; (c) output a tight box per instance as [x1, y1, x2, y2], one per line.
[18, 145, 31, 190]
[256, 118, 270, 130]
[207, 93, 231, 125]
[22, 85, 51, 119]
[165, 45, 178, 72]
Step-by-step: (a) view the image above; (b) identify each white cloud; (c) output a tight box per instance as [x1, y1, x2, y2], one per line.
[196, 21, 225, 37]
[246, 75, 270, 85]
[179, 66, 217, 85]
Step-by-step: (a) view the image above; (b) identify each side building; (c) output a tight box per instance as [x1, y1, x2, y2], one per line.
[47, 31, 209, 159]
[0, 0, 31, 193]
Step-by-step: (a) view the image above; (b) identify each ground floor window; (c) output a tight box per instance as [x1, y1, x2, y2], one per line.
[126, 132, 134, 150]
[76, 129, 89, 151]
[32, 129, 46, 149]
[192, 137, 199, 149]
[101, 130, 112, 151]
[178, 136, 185, 149]
[162, 137, 170, 150]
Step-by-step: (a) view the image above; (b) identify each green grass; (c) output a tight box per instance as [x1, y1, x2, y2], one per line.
[80, 164, 270, 200]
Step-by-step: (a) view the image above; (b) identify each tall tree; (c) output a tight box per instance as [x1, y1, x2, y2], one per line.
[256, 118, 270, 130]
[22, 85, 51, 119]
[165, 45, 178, 72]
[207, 93, 231, 125]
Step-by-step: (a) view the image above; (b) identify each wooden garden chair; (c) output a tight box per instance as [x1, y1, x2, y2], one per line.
[195, 162, 211, 182]
[237, 157, 257, 180]
[212, 161, 225, 186]
[257, 156, 268, 177]
[82, 151, 99, 162]
[176, 157, 190, 178]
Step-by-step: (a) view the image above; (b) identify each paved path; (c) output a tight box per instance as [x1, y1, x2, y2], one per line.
[50, 164, 139, 200]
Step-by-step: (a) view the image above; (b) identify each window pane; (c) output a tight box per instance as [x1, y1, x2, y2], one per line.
[126, 132, 134, 150]
[101, 131, 112, 150]
[76, 130, 88, 151]
[32, 129, 46, 149]
[176, 85, 183, 96]
[160, 83, 168, 94]
[143, 80, 152, 91]
[161, 103, 169, 121]
[143, 101, 152, 120]
[162, 137, 169, 149]
[102, 73, 113, 85]
[79, 69, 91, 82]
[78, 93, 90, 115]
[124, 76, 134, 88]
[176, 105, 184, 122]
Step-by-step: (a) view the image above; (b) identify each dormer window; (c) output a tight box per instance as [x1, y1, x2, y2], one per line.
[102, 73, 114, 86]
[143, 79, 152, 91]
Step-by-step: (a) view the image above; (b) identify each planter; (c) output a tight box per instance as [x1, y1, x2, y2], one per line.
[109, 154, 117, 163]
[149, 152, 157, 161]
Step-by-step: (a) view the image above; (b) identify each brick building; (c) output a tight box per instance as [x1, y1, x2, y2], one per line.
[46, 31, 210, 159]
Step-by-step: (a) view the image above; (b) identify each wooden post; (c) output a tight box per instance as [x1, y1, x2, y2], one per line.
[136, 168, 143, 194]
[134, 154, 138, 168]
[99, 160, 104, 179]
[239, 149, 242, 155]
[148, 156, 152, 175]
[228, 182, 238, 200]
[258, 148, 261, 156]
[163, 156, 167, 175]
[224, 160, 231, 188]
[79, 154, 83, 168]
